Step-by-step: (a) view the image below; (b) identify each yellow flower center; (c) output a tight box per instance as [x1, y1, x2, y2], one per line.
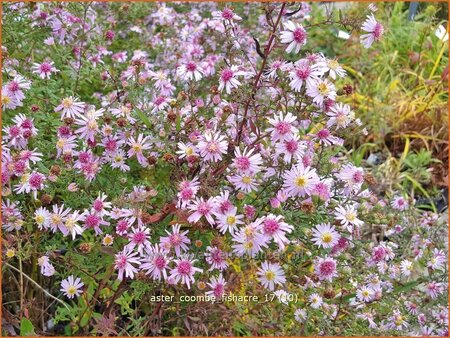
[67, 286, 77, 296]
[35, 215, 45, 225]
[114, 155, 123, 163]
[265, 271, 275, 281]
[226, 216, 236, 225]
[295, 176, 307, 187]
[65, 218, 75, 230]
[242, 176, 252, 184]
[88, 120, 98, 130]
[51, 214, 62, 225]
[185, 147, 194, 156]
[6, 249, 15, 258]
[346, 212, 356, 222]
[132, 144, 142, 152]
[20, 174, 30, 184]
[62, 97, 73, 108]
[317, 83, 329, 95]
[2, 96, 11, 105]
[321, 233, 333, 243]
[244, 241, 253, 249]
[327, 59, 339, 70]
[56, 139, 66, 149]
[103, 236, 113, 245]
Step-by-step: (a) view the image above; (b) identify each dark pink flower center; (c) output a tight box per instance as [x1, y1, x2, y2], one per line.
[293, 27, 306, 43]
[133, 231, 146, 244]
[211, 249, 224, 263]
[14, 161, 26, 174]
[180, 188, 193, 200]
[373, 23, 384, 40]
[169, 233, 182, 246]
[10, 126, 21, 137]
[117, 220, 129, 233]
[319, 260, 336, 276]
[105, 139, 117, 151]
[214, 284, 224, 297]
[221, 69, 234, 82]
[276, 121, 291, 135]
[264, 219, 280, 235]
[155, 96, 165, 105]
[197, 202, 211, 215]
[186, 62, 197, 72]
[21, 119, 33, 129]
[93, 200, 103, 212]
[40, 63, 52, 73]
[85, 214, 100, 228]
[79, 152, 90, 163]
[116, 255, 127, 269]
[177, 260, 192, 275]
[222, 8, 234, 20]
[317, 129, 330, 139]
[8, 81, 19, 92]
[220, 200, 233, 213]
[285, 140, 298, 153]
[352, 171, 363, 183]
[236, 156, 250, 171]
[154, 255, 166, 269]
[29, 173, 43, 188]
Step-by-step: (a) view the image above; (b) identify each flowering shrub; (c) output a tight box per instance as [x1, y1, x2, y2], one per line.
[2, 2, 448, 336]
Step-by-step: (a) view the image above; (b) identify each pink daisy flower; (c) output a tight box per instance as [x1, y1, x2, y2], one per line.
[140, 244, 170, 281]
[218, 66, 246, 94]
[114, 247, 141, 281]
[127, 134, 152, 167]
[160, 224, 191, 257]
[314, 256, 338, 281]
[282, 163, 320, 197]
[267, 112, 299, 142]
[360, 14, 384, 48]
[233, 147, 263, 174]
[205, 246, 229, 271]
[169, 255, 203, 289]
[197, 132, 228, 162]
[187, 197, 217, 225]
[32, 61, 59, 79]
[205, 274, 227, 299]
[55, 96, 85, 119]
[280, 21, 307, 54]
[257, 261, 286, 291]
[259, 214, 293, 251]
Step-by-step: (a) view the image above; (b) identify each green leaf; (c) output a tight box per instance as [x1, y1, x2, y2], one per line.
[20, 318, 36, 336]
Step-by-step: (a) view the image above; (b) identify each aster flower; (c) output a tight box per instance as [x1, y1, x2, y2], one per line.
[160, 224, 191, 256]
[282, 163, 320, 198]
[177, 177, 200, 209]
[336, 164, 365, 194]
[386, 310, 409, 330]
[311, 223, 340, 248]
[126, 226, 151, 255]
[55, 96, 85, 119]
[169, 255, 203, 289]
[197, 132, 228, 162]
[74, 110, 103, 143]
[294, 308, 307, 323]
[356, 286, 375, 303]
[205, 246, 229, 271]
[38, 256, 55, 277]
[400, 260, 413, 277]
[140, 244, 170, 281]
[212, 7, 242, 21]
[232, 147, 263, 174]
[214, 207, 244, 234]
[61, 210, 85, 240]
[327, 103, 354, 129]
[187, 197, 216, 225]
[391, 196, 409, 211]
[231, 223, 267, 257]
[205, 274, 227, 299]
[176, 142, 198, 159]
[83, 211, 109, 235]
[257, 261, 286, 291]
[314, 256, 338, 281]
[177, 61, 204, 81]
[49, 204, 71, 233]
[218, 66, 246, 94]
[60, 275, 84, 299]
[427, 248, 446, 271]
[334, 204, 364, 231]
[34, 207, 50, 230]
[306, 78, 337, 106]
[309, 293, 323, 309]
[280, 21, 307, 54]
[228, 172, 259, 193]
[114, 247, 141, 281]
[127, 134, 152, 167]
[360, 14, 384, 48]
[288, 59, 321, 92]
[317, 57, 346, 79]
[108, 150, 130, 172]
[14, 171, 46, 199]
[259, 214, 293, 251]
[267, 112, 299, 142]
[32, 61, 59, 79]
[102, 234, 114, 246]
